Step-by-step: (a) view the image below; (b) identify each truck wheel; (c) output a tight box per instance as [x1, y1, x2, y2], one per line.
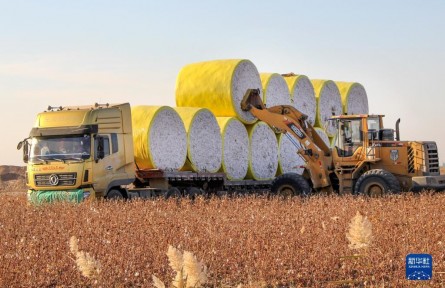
[186, 187, 202, 200]
[271, 173, 311, 197]
[107, 189, 124, 200]
[165, 187, 182, 199]
[354, 169, 401, 196]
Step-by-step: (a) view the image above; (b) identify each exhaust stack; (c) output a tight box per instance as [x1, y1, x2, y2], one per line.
[395, 118, 401, 141]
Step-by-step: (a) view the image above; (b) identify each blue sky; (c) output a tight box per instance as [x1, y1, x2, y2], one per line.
[1, 0, 444, 165]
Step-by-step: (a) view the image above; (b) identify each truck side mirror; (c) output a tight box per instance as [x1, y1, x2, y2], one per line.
[23, 143, 29, 163]
[17, 139, 29, 163]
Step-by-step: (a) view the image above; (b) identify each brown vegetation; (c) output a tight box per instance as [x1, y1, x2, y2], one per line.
[1, 193, 445, 287]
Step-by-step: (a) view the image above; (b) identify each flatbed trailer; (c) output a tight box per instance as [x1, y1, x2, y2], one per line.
[126, 169, 274, 199]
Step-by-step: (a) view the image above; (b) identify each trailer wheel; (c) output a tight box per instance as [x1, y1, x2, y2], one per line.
[106, 189, 124, 200]
[165, 187, 182, 199]
[186, 187, 203, 200]
[271, 173, 311, 197]
[354, 169, 401, 197]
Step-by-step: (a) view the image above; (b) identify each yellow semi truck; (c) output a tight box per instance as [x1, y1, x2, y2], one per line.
[17, 94, 445, 203]
[17, 103, 272, 203]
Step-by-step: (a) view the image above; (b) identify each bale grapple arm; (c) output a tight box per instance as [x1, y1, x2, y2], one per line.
[241, 89, 333, 192]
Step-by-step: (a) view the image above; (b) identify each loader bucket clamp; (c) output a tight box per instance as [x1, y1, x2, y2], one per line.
[241, 88, 265, 111]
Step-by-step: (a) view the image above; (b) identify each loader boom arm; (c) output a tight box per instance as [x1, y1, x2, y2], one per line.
[241, 89, 333, 191]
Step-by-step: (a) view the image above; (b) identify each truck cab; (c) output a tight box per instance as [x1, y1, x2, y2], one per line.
[18, 103, 135, 203]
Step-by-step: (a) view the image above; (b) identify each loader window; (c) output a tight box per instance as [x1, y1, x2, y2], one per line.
[367, 117, 381, 141]
[336, 119, 362, 157]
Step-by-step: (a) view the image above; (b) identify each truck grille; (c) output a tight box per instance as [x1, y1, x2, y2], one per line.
[423, 142, 440, 175]
[34, 173, 77, 187]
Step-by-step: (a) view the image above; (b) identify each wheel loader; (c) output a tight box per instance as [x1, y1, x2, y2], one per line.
[241, 89, 445, 196]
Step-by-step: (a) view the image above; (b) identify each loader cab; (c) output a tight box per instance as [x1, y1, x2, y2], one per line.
[332, 115, 384, 159]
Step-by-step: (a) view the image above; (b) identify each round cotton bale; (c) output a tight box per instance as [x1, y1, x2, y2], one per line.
[260, 73, 291, 107]
[311, 80, 343, 137]
[314, 127, 330, 148]
[246, 121, 278, 180]
[132, 106, 187, 170]
[276, 133, 305, 176]
[175, 59, 262, 124]
[336, 82, 369, 115]
[216, 117, 249, 180]
[174, 107, 222, 173]
[284, 74, 316, 126]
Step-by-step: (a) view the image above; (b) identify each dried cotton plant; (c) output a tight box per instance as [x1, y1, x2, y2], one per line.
[346, 211, 372, 251]
[69, 236, 101, 279]
[153, 245, 207, 288]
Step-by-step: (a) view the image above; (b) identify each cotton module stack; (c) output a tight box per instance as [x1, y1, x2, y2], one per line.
[174, 107, 222, 173]
[277, 133, 305, 175]
[311, 80, 343, 137]
[216, 117, 249, 180]
[176, 59, 262, 124]
[260, 73, 291, 108]
[336, 82, 369, 115]
[132, 106, 187, 170]
[284, 74, 317, 126]
[246, 121, 279, 180]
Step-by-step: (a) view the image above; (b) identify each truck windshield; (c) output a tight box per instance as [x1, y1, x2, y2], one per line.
[30, 135, 91, 161]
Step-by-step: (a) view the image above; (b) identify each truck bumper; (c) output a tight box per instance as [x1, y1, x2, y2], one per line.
[411, 175, 445, 192]
[27, 189, 92, 204]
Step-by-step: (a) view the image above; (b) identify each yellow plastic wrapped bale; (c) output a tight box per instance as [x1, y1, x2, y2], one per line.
[132, 106, 187, 170]
[246, 121, 278, 180]
[311, 80, 343, 137]
[276, 133, 305, 176]
[283, 74, 316, 126]
[174, 107, 222, 173]
[175, 59, 262, 124]
[216, 117, 249, 180]
[336, 82, 369, 115]
[260, 73, 291, 107]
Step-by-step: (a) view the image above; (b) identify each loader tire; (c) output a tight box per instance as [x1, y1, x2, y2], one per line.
[271, 173, 311, 197]
[354, 169, 401, 197]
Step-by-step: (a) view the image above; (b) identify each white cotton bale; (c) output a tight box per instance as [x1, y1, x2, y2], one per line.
[174, 107, 222, 173]
[314, 127, 331, 148]
[246, 121, 278, 180]
[175, 59, 262, 124]
[336, 82, 369, 115]
[276, 133, 305, 176]
[311, 80, 343, 137]
[216, 117, 249, 180]
[284, 74, 317, 126]
[132, 106, 187, 170]
[260, 73, 291, 107]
